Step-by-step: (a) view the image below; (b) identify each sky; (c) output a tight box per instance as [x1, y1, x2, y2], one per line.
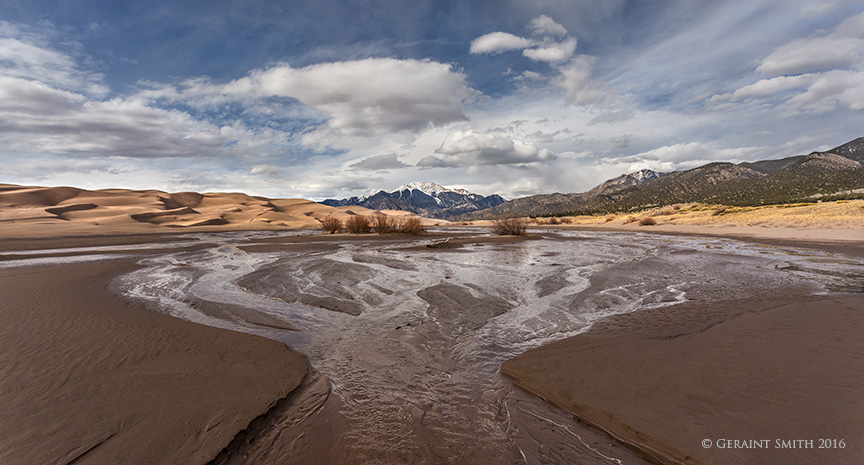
[1, 0, 863, 200]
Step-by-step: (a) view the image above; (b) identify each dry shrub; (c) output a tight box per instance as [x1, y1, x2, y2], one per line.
[319, 216, 342, 234]
[397, 217, 425, 235]
[711, 207, 727, 216]
[491, 216, 528, 236]
[372, 212, 398, 234]
[656, 209, 674, 216]
[622, 216, 638, 224]
[638, 217, 656, 226]
[548, 217, 560, 225]
[604, 215, 616, 223]
[345, 214, 372, 233]
[559, 217, 572, 224]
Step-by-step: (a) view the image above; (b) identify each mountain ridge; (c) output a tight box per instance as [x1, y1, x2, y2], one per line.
[321, 182, 506, 219]
[460, 137, 864, 219]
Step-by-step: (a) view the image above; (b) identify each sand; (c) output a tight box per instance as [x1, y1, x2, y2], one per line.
[0, 258, 307, 465]
[0, 183, 439, 237]
[503, 286, 864, 465]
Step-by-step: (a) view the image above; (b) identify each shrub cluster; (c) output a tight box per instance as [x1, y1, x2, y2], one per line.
[490, 216, 528, 236]
[638, 217, 656, 226]
[345, 214, 372, 233]
[372, 212, 398, 233]
[397, 216, 425, 235]
[319, 216, 342, 234]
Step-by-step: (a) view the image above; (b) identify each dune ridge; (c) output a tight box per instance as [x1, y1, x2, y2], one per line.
[0, 183, 438, 237]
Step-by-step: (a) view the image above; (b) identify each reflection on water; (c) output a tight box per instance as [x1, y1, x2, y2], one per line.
[15, 230, 861, 464]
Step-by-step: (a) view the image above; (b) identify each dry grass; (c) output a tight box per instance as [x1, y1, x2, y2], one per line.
[491, 216, 528, 236]
[345, 214, 372, 234]
[319, 216, 342, 234]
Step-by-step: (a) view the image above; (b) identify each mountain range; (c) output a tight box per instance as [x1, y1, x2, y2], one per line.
[461, 137, 864, 219]
[321, 182, 506, 219]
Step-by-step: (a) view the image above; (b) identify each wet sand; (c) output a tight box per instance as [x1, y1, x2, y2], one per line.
[504, 278, 864, 464]
[2, 228, 862, 465]
[0, 258, 306, 465]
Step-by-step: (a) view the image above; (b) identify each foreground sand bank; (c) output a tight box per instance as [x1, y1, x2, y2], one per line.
[0, 259, 307, 465]
[503, 289, 864, 465]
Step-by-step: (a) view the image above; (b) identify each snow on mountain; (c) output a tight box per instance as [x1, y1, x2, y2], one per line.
[320, 181, 505, 219]
[394, 182, 471, 196]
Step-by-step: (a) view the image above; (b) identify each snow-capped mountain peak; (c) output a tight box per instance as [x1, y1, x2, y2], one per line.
[321, 181, 505, 219]
[625, 169, 663, 182]
[393, 181, 471, 196]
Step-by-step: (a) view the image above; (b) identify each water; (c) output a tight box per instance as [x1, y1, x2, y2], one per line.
[6, 230, 861, 464]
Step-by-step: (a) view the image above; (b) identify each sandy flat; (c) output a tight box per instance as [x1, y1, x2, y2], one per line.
[0, 259, 307, 465]
[503, 291, 864, 465]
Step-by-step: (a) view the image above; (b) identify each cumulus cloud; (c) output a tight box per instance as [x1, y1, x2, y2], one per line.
[522, 38, 577, 63]
[757, 36, 864, 76]
[146, 58, 474, 138]
[709, 11, 864, 113]
[0, 76, 229, 157]
[418, 129, 556, 168]
[529, 15, 568, 37]
[469, 32, 536, 54]
[468, 16, 608, 107]
[348, 153, 409, 171]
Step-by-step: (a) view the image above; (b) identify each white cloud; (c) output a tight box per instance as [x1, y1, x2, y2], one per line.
[0, 22, 107, 96]
[529, 15, 568, 37]
[711, 74, 818, 102]
[419, 129, 556, 167]
[0, 76, 231, 157]
[757, 36, 864, 76]
[554, 55, 607, 106]
[522, 38, 577, 63]
[147, 58, 474, 140]
[785, 69, 864, 112]
[348, 153, 409, 171]
[469, 32, 536, 54]
[250, 165, 280, 176]
[609, 142, 767, 172]
[710, 11, 864, 114]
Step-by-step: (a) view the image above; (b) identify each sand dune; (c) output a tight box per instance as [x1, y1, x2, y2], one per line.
[0, 183, 436, 237]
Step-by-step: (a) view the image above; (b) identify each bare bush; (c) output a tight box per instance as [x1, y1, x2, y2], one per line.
[638, 217, 656, 226]
[319, 216, 342, 234]
[372, 212, 398, 234]
[490, 216, 528, 236]
[397, 217, 425, 235]
[345, 214, 372, 233]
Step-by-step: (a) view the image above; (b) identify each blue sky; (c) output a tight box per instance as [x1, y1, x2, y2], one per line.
[1, 0, 862, 199]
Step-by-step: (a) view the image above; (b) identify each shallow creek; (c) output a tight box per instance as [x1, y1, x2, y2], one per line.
[12, 229, 860, 464]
